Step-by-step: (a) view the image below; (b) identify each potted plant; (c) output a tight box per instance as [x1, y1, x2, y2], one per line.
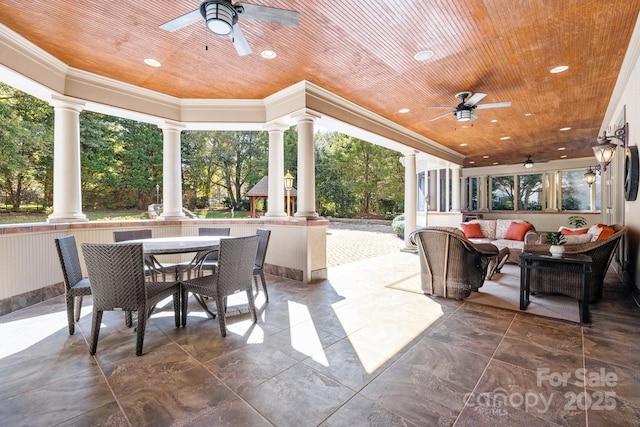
[546, 231, 566, 257]
[567, 215, 587, 228]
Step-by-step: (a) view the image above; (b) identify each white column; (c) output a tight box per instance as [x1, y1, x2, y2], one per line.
[451, 166, 461, 212]
[265, 122, 288, 218]
[547, 172, 559, 212]
[478, 175, 488, 211]
[435, 169, 442, 212]
[428, 170, 437, 211]
[444, 168, 451, 211]
[47, 95, 87, 223]
[294, 112, 319, 219]
[159, 121, 186, 220]
[403, 152, 417, 249]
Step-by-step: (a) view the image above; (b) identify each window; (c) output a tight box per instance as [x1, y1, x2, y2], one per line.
[491, 175, 514, 210]
[518, 174, 543, 210]
[468, 177, 478, 210]
[417, 172, 425, 212]
[561, 170, 600, 211]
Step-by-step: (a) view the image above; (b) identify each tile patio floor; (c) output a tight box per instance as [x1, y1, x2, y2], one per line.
[1, 230, 639, 426]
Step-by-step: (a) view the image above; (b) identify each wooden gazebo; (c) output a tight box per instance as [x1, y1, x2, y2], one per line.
[246, 176, 297, 218]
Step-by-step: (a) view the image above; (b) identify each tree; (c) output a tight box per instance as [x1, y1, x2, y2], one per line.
[491, 175, 515, 210]
[185, 131, 268, 209]
[0, 83, 53, 211]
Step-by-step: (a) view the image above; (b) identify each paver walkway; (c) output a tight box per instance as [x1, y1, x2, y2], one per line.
[326, 220, 404, 267]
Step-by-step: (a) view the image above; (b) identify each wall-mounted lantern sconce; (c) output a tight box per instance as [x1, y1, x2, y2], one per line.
[583, 165, 600, 186]
[592, 122, 628, 171]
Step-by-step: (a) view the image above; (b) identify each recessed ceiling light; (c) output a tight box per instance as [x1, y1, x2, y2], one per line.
[558, 147, 566, 151]
[491, 119, 498, 123]
[560, 155, 567, 158]
[493, 162, 499, 165]
[460, 143, 468, 146]
[500, 136, 510, 140]
[144, 58, 161, 67]
[414, 50, 434, 61]
[469, 161, 475, 164]
[524, 112, 532, 117]
[550, 65, 569, 74]
[261, 50, 277, 59]
[483, 155, 489, 159]
[560, 127, 571, 131]
[398, 108, 410, 113]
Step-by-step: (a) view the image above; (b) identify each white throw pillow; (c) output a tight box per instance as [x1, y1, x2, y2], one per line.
[588, 224, 603, 242]
[563, 234, 593, 244]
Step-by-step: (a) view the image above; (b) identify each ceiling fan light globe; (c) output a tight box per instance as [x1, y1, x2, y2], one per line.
[456, 110, 473, 121]
[524, 161, 534, 169]
[204, 2, 236, 35]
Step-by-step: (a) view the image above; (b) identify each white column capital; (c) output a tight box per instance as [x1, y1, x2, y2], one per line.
[159, 120, 186, 132]
[265, 120, 291, 133]
[292, 109, 321, 123]
[49, 94, 85, 112]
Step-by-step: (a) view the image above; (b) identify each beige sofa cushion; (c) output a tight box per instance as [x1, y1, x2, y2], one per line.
[470, 220, 497, 239]
[496, 219, 527, 239]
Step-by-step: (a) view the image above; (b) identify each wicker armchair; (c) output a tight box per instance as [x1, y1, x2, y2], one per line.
[523, 225, 626, 302]
[181, 235, 259, 337]
[253, 228, 271, 301]
[82, 243, 181, 356]
[54, 236, 92, 335]
[409, 227, 502, 300]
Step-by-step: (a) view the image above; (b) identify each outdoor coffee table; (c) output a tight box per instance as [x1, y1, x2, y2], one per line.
[519, 252, 592, 323]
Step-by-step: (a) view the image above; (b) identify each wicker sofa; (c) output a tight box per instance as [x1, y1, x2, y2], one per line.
[409, 227, 504, 300]
[460, 219, 538, 263]
[522, 224, 626, 302]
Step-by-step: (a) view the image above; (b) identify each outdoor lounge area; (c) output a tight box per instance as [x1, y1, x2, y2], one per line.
[1, 231, 640, 426]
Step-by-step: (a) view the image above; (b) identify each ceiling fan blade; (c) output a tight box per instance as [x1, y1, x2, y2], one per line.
[475, 101, 512, 110]
[159, 8, 201, 32]
[464, 92, 486, 106]
[237, 3, 300, 27]
[231, 23, 252, 56]
[429, 111, 454, 122]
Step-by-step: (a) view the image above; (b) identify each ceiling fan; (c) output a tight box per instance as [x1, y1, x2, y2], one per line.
[159, 1, 300, 56]
[429, 91, 511, 122]
[523, 155, 549, 169]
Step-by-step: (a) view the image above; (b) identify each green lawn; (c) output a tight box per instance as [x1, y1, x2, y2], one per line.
[0, 209, 251, 225]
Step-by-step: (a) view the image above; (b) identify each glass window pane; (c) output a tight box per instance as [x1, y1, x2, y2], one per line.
[417, 172, 425, 212]
[518, 174, 543, 210]
[561, 170, 599, 211]
[491, 175, 514, 210]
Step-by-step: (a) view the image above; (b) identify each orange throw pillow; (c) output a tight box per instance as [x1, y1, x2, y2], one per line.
[596, 224, 615, 240]
[504, 222, 532, 241]
[460, 222, 484, 238]
[560, 227, 589, 235]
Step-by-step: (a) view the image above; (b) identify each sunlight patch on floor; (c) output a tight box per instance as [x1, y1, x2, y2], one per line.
[0, 307, 92, 359]
[336, 292, 444, 373]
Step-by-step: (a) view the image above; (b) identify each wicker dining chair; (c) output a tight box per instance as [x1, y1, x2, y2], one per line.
[181, 235, 259, 337]
[113, 229, 176, 281]
[54, 236, 92, 335]
[253, 228, 271, 301]
[82, 243, 181, 356]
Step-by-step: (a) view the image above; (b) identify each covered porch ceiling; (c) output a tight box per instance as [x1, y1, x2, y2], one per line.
[1, 1, 639, 168]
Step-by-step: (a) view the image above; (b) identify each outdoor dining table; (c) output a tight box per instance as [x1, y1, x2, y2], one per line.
[117, 235, 227, 318]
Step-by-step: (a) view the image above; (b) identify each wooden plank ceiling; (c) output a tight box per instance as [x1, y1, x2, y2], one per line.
[1, 0, 639, 168]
